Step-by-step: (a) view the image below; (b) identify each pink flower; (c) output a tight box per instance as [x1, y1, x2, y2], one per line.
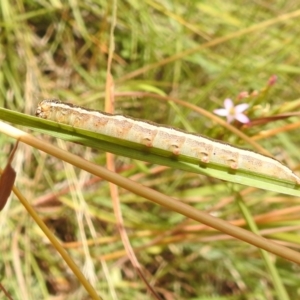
[214, 98, 249, 124]
[268, 74, 277, 86]
[237, 91, 249, 100]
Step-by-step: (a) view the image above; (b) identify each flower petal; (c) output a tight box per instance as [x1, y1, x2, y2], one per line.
[235, 113, 249, 124]
[234, 103, 249, 114]
[226, 115, 235, 123]
[224, 98, 233, 110]
[213, 108, 228, 116]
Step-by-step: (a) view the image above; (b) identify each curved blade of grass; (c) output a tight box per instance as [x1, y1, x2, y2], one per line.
[9, 183, 102, 300]
[1, 107, 300, 196]
[2, 120, 300, 265]
[236, 194, 289, 300]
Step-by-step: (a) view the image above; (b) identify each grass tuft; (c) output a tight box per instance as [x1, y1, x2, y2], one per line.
[1, 1, 300, 299]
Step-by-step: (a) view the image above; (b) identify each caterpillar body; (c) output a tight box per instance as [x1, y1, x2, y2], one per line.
[36, 99, 300, 185]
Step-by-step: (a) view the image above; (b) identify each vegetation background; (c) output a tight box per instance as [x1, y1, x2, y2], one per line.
[1, 0, 300, 299]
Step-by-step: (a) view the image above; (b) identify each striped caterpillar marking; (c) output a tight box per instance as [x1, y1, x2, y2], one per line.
[36, 99, 300, 185]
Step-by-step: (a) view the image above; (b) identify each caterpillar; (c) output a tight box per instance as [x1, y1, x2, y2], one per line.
[36, 99, 300, 185]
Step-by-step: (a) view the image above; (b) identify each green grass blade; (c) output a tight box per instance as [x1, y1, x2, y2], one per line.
[1, 106, 300, 196]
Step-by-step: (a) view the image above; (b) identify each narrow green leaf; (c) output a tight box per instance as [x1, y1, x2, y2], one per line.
[1, 107, 300, 196]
